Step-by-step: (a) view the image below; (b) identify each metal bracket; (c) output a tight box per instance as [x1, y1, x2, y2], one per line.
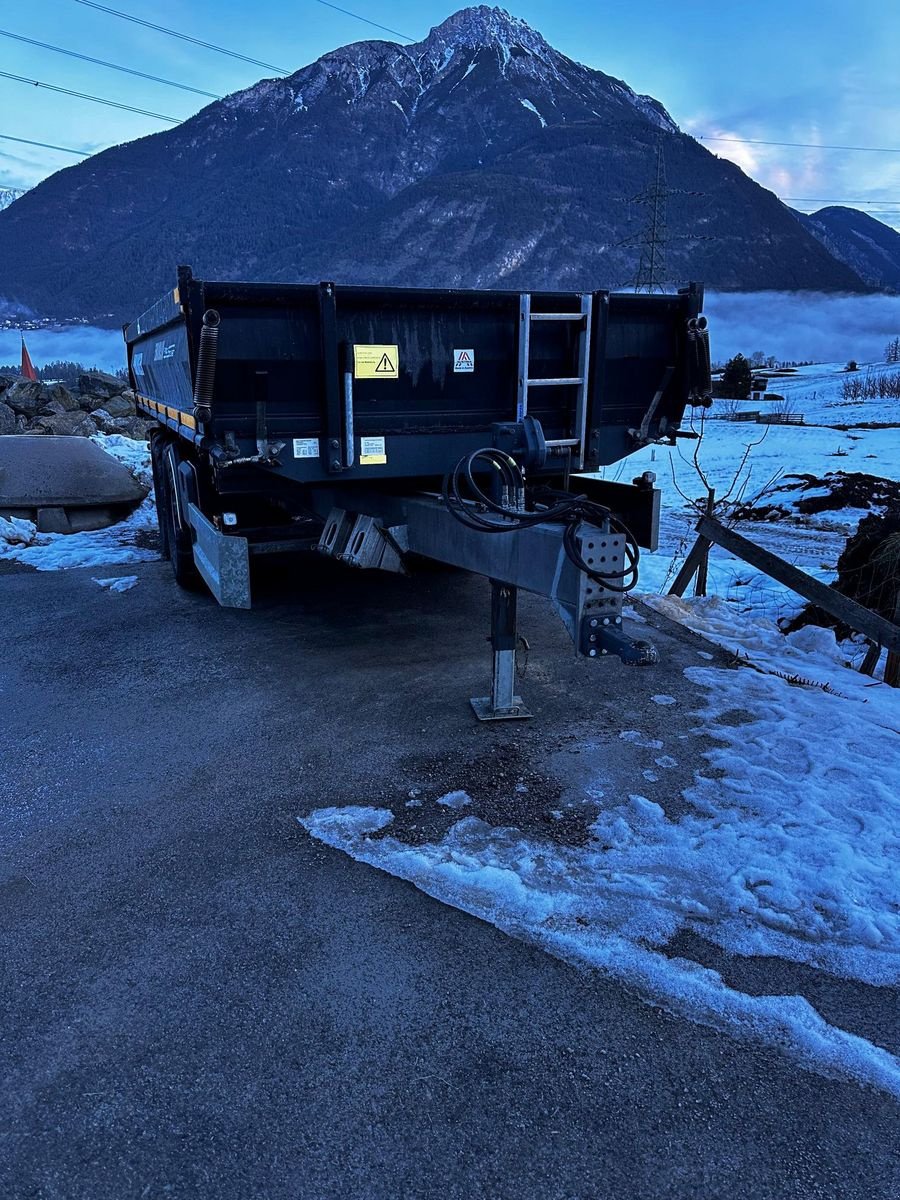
[340, 514, 403, 572]
[629, 364, 675, 445]
[580, 617, 659, 664]
[187, 502, 251, 609]
[318, 507, 405, 573]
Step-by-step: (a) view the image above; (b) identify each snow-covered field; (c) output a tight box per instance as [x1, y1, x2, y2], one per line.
[624, 360, 900, 629]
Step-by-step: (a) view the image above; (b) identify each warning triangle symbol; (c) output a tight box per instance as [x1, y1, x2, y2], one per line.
[375, 352, 395, 373]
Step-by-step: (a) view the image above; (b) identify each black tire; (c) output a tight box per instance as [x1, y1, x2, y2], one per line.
[160, 442, 203, 590]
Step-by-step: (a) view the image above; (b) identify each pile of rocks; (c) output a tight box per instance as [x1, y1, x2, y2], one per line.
[0, 371, 155, 441]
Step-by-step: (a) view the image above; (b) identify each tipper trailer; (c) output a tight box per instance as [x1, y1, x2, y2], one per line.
[126, 267, 712, 718]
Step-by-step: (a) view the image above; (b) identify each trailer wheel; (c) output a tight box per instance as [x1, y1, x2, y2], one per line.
[160, 442, 203, 590]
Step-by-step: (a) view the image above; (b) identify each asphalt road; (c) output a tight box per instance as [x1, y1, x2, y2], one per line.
[2, 556, 898, 1199]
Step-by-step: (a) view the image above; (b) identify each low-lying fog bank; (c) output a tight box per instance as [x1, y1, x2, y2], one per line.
[2, 292, 898, 375]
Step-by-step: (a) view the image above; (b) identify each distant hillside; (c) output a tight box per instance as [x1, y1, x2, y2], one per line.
[0, 6, 868, 324]
[795, 206, 900, 291]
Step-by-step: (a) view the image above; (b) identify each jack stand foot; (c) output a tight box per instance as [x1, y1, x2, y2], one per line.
[471, 584, 533, 721]
[470, 694, 532, 722]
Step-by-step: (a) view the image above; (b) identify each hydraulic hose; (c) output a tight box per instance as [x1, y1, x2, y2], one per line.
[441, 448, 640, 592]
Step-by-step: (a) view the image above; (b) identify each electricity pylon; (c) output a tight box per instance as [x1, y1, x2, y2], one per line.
[618, 137, 704, 293]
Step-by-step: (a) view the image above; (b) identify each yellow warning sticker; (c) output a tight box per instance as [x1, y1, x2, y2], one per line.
[354, 344, 399, 380]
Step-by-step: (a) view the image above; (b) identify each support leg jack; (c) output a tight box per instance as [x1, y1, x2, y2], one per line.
[471, 581, 532, 721]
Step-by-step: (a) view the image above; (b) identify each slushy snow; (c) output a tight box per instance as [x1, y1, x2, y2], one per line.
[92, 575, 139, 592]
[301, 602, 900, 1098]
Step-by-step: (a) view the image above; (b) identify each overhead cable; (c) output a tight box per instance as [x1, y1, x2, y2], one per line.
[71, 0, 290, 74]
[698, 134, 900, 154]
[0, 28, 221, 98]
[312, 1, 415, 41]
[0, 69, 180, 121]
[0, 131, 91, 155]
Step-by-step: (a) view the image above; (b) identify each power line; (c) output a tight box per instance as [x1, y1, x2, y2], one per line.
[0, 132, 91, 156]
[0, 69, 179, 121]
[0, 28, 222, 99]
[698, 134, 900, 154]
[71, 0, 291, 74]
[312, 0, 415, 41]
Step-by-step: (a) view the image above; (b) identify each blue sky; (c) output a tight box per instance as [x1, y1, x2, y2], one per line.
[2, 0, 900, 227]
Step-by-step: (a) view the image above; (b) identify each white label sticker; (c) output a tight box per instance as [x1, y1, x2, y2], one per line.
[453, 348, 475, 373]
[133, 351, 144, 376]
[360, 436, 386, 465]
[292, 438, 319, 458]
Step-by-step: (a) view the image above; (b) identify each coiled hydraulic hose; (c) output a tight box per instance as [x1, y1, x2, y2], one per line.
[442, 448, 640, 592]
[192, 308, 220, 423]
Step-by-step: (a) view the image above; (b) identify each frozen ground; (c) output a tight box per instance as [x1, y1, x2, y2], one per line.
[302, 600, 900, 1098]
[301, 362, 900, 1099]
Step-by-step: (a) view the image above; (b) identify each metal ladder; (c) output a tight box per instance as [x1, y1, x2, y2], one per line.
[517, 293, 593, 469]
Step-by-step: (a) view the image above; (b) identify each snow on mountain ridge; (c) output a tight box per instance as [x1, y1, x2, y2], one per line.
[220, 6, 677, 133]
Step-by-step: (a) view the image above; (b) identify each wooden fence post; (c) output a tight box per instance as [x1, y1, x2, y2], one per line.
[694, 488, 716, 598]
[669, 533, 713, 598]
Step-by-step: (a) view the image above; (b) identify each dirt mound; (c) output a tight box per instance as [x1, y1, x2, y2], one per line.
[786, 505, 900, 637]
[736, 472, 900, 523]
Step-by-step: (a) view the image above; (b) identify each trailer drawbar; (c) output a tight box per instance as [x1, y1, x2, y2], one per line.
[125, 267, 713, 719]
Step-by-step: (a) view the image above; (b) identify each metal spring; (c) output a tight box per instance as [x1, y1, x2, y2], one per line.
[192, 308, 220, 421]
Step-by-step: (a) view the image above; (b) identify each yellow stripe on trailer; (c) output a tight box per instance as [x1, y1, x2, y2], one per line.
[136, 394, 197, 433]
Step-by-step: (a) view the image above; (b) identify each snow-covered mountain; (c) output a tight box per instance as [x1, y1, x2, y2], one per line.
[0, 187, 25, 214]
[0, 6, 866, 322]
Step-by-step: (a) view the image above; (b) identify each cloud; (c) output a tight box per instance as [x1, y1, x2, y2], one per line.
[704, 291, 900, 363]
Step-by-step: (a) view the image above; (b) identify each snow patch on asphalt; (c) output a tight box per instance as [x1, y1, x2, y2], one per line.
[300, 604, 900, 1098]
[92, 575, 139, 592]
[437, 789, 472, 809]
[0, 515, 37, 547]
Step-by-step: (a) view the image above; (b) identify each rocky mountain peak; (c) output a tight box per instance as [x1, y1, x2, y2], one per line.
[418, 6, 551, 57]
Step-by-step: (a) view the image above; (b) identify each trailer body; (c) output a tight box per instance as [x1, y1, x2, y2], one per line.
[125, 268, 712, 717]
